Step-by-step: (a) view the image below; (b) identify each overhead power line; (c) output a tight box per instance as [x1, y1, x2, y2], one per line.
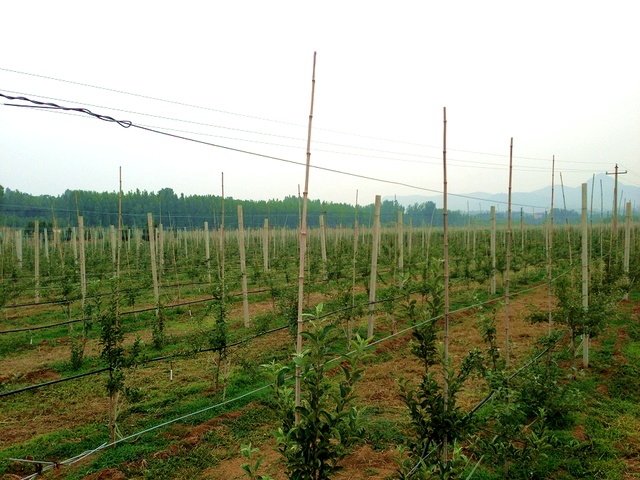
[1, 87, 562, 172]
[133, 122, 593, 174]
[0, 68, 615, 167]
[2, 91, 555, 209]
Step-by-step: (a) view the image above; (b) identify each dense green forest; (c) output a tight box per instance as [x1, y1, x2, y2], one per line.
[0, 185, 579, 230]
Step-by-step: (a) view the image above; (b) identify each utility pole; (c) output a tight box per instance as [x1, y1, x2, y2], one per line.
[606, 164, 628, 232]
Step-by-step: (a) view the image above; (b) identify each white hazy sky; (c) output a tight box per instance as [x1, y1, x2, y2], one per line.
[1, 1, 639, 208]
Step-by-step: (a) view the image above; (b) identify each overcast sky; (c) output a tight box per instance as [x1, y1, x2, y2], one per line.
[1, 1, 639, 209]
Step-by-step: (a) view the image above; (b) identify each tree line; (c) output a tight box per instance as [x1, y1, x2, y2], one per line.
[0, 185, 577, 231]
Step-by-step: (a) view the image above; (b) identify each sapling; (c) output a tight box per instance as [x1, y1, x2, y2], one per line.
[529, 275, 616, 371]
[93, 278, 142, 443]
[265, 311, 371, 480]
[473, 312, 569, 477]
[396, 301, 484, 478]
[240, 443, 272, 480]
[207, 285, 228, 400]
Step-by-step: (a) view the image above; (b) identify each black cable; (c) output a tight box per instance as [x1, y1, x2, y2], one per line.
[1, 91, 552, 209]
[0, 93, 131, 128]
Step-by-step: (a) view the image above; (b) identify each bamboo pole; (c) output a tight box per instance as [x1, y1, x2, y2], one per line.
[581, 183, 589, 367]
[505, 137, 514, 366]
[295, 52, 317, 424]
[237, 205, 250, 327]
[442, 106, 450, 462]
[367, 195, 381, 339]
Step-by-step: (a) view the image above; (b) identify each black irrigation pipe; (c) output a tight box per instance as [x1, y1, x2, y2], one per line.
[0, 316, 292, 398]
[0, 368, 109, 398]
[0, 289, 420, 398]
[0, 286, 270, 334]
[0, 317, 89, 334]
[143, 288, 432, 364]
[0, 262, 398, 334]
[2, 298, 70, 309]
[0, 273, 564, 398]
[0, 265, 547, 334]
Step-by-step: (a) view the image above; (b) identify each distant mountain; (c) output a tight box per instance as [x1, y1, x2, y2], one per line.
[386, 174, 639, 214]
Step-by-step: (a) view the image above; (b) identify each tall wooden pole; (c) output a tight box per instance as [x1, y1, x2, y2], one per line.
[295, 52, 316, 423]
[505, 138, 514, 366]
[442, 107, 450, 462]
